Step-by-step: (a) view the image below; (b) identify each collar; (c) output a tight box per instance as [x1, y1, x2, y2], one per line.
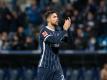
[46, 26, 55, 31]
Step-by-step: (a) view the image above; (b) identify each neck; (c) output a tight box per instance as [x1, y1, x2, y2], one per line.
[47, 23, 55, 31]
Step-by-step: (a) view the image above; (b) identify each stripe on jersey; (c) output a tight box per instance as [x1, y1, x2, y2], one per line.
[38, 35, 52, 67]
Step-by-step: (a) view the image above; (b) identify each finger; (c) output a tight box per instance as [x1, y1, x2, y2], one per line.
[66, 17, 70, 20]
[68, 17, 70, 20]
[65, 19, 67, 22]
[65, 19, 69, 22]
[65, 17, 70, 21]
[68, 17, 71, 21]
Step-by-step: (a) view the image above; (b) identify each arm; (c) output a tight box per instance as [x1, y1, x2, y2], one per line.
[100, 70, 107, 80]
[101, 70, 104, 80]
[61, 29, 73, 42]
[42, 17, 71, 43]
[44, 31, 67, 43]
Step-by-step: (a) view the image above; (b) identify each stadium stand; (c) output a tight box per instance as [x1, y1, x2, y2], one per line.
[0, 0, 107, 80]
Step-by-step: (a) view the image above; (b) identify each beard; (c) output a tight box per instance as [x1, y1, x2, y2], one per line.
[52, 21, 59, 26]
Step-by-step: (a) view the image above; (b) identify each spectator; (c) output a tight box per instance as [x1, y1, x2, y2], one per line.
[25, 0, 42, 27]
[87, 36, 96, 51]
[101, 64, 107, 80]
[0, 1, 12, 32]
[11, 26, 26, 50]
[85, 0, 97, 14]
[50, 0, 63, 11]
[61, 3, 73, 27]
[1, 32, 10, 50]
[74, 28, 86, 50]
[24, 23, 34, 37]
[72, 9, 82, 28]
[16, 26, 26, 42]
[11, 34, 20, 50]
[62, 4, 74, 19]
[24, 36, 35, 50]
[85, 11, 96, 34]
[98, 0, 107, 14]
[15, 5, 26, 27]
[10, 11, 19, 32]
[97, 0, 107, 36]
[0, 33, 2, 50]
[0, 0, 106, 50]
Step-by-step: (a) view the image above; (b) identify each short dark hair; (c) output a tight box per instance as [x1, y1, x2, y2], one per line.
[44, 10, 58, 19]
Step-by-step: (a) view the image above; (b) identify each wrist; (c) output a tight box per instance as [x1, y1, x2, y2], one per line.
[63, 27, 67, 31]
[63, 28, 67, 31]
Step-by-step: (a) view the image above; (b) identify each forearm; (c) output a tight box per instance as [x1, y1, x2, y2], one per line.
[45, 31, 67, 43]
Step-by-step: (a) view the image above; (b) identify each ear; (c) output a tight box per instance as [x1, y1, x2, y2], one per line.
[47, 17, 50, 22]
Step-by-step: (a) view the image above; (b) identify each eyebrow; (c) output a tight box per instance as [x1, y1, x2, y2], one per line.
[54, 15, 57, 17]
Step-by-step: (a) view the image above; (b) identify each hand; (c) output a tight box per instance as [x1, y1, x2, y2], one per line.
[63, 17, 71, 31]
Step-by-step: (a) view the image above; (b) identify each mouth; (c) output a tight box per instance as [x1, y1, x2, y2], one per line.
[55, 22, 58, 25]
[56, 21, 59, 23]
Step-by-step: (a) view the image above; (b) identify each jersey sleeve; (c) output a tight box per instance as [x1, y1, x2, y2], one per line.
[41, 30, 67, 43]
[61, 29, 73, 42]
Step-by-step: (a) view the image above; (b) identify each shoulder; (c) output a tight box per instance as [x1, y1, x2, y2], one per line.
[40, 26, 49, 33]
[40, 27, 51, 39]
[40, 27, 49, 34]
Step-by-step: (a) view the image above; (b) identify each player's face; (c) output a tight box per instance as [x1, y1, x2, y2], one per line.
[49, 13, 59, 26]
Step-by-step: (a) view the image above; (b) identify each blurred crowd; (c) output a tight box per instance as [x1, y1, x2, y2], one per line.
[0, 67, 100, 80]
[0, 0, 107, 51]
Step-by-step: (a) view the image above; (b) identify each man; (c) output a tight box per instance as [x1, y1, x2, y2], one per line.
[37, 10, 71, 80]
[101, 64, 107, 80]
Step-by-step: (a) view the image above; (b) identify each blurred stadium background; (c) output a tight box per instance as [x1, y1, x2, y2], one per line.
[0, 0, 107, 80]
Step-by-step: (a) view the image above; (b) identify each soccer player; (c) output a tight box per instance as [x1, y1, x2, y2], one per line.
[37, 10, 71, 80]
[101, 64, 107, 80]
